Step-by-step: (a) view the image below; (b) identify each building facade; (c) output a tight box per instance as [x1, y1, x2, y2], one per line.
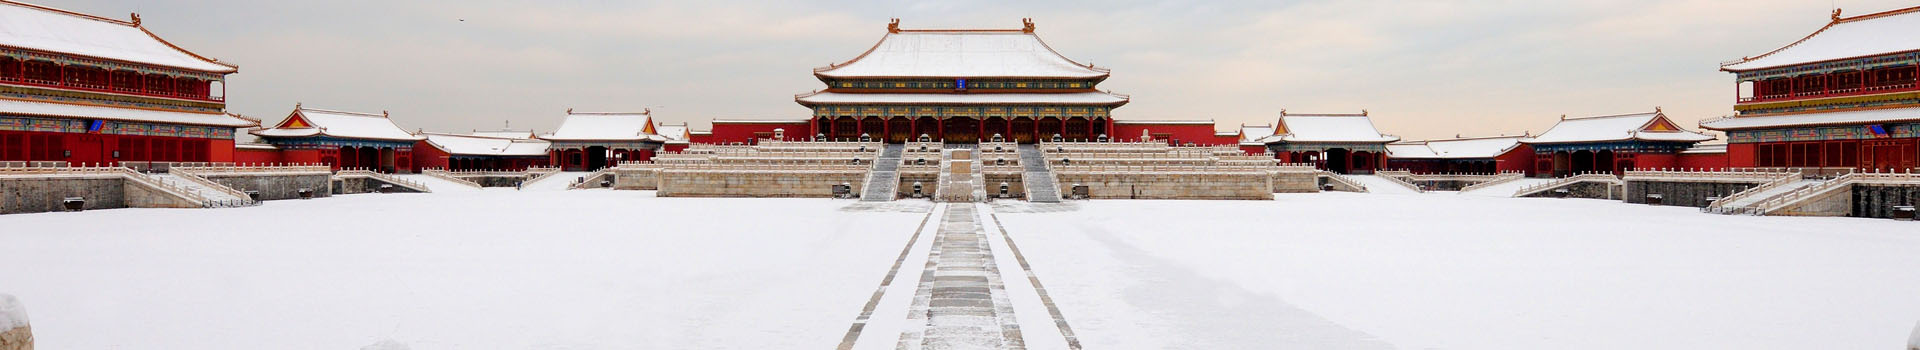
[1386, 136, 1534, 174]
[1258, 111, 1401, 174]
[251, 105, 424, 172]
[539, 109, 664, 171]
[0, 1, 256, 166]
[1704, 6, 1920, 171]
[1526, 110, 1714, 176]
[794, 19, 1129, 144]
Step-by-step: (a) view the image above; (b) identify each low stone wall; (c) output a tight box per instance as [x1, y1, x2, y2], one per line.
[1, 176, 126, 213]
[1410, 179, 1476, 191]
[1056, 172, 1271, 200]
[1625, 180, 1760, 208]
[203, 173, 333, 200]
[1521, 181, 1621, 200]
[333, 177, 426, 195]
[613, 168, 660, 190]
[897, 173, 940, 199]
[983, 173, 1026, 199]
[657, 170, 866, 198]
[1850, 184, 1920, 219]
[1273, 171, 1318, 193]
[453, 175, 528, 187]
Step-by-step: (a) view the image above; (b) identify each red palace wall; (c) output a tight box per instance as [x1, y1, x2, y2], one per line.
[1111, 123, 1224, 145]
[0, 129, 234, 166]
[1678, 153, 1730, 169]
[413, 140, 451, 171]
[663, 144, 689, 153]
[233, 148, 283, 164]
[709, 122, 811, 144]
[686, 134, 715, 145]
[1241, 145, 1268, 156]
[1496, 144, 1535, 175]
[1634, 153, 1679, 170]
[1726, 143, 1758, 168]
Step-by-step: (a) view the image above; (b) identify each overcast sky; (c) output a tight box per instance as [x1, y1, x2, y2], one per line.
[55, 0, 1915, 141]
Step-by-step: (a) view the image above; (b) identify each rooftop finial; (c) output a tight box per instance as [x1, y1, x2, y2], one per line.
[1361, 109, 1369, 116]
[1022, 18, 1035, 33]
[130, 13, 140, 26]
[888, 18, 900, 33]
[1279, 109, 1287, 116]
[1655, 106, 1663, 113]
[566, 108, 573, 114]
[295, 102, 302, 109]
[643, 107, 652, 115]
[382, 110, 389, 117]
[1560, 114, 1567, 120]
[1832, 8, 1843, 21]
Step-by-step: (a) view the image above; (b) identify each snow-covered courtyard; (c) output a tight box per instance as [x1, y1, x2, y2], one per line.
[2, 189, 1918, 349]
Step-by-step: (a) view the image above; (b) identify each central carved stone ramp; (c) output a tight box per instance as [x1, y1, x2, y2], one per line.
[899, 204, 1023, 349]
[1016, 145, 1059, 203]
[863, 144, 905, 201]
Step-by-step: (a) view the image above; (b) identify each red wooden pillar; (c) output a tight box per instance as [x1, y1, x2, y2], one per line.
[936, 117, 945, 142]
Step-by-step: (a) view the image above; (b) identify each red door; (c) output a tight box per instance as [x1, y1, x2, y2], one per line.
[70, 135, 105, 166]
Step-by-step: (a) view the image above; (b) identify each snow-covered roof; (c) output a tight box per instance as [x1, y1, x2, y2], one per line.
[1238, 125, 1275, 145]
[423, 132, 550, 156]
[1528, 110, 1714, 144]
[796, 91, 1127, 105]
[1723, 6, 1920, 71]
[1264, 113, 1400, 143]
[813, 20, 1108, 79]
[541, 110, 664, 142]
[252, 106, 423, 141]
[468, 130, 535, 139]
[1682, 143, 1728, 154]
[235, 143, 277, 150]
[655, 123, 690, 143]
[1701, 106, 1920, 130]
[0, 1, 236, 73]
[0, 97, 256, 127]
[1388, 136, 1526, 159]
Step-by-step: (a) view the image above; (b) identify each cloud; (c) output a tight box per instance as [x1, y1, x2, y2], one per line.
[52, 0, 1920, 140]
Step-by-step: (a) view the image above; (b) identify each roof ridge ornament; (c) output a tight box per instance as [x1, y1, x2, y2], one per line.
[382, 110, 390, 118]
[130, 13, 140, 26]
[1361, 109, 1369, 116]
[1832, 8, 1843, 21]
[1022, 18, 1035, 33]
[888, 18, 900, 33]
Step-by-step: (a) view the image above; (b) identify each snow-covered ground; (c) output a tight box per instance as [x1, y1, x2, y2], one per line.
[4, 189, 1917, 349]
[0, 190, 922, 349]
[996, 193, 1920, 349]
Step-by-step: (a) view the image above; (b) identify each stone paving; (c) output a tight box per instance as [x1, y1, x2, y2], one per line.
[839, 200, 1078, 349]
[898, 204, 1024, 349]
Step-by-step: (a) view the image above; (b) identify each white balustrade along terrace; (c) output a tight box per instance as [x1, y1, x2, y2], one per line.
[0, 164, 244, 208]
[1318, 171, 1369, 192]
[1701, 171, 1809, 213]
[1737, 169, 1920, 216]
[419, 169, 484, 188]
[1512, 172, 1621, 198]
[334, 169, 433, 193]
[1457, 172, 1528, 193]
[162, 170, 257, 205]
[1623, 168, 1802, 182]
